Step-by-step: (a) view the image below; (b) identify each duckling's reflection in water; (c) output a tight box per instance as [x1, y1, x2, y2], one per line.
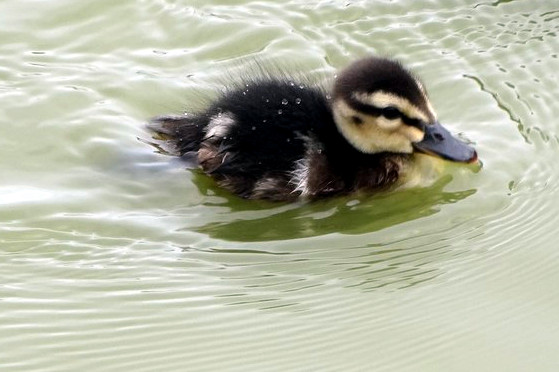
[189, 172, 476, 242]
[177, 174, 477, 304]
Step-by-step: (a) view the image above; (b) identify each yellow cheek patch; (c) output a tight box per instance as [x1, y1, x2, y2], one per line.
[333, 99, 415, 154]
[399, 126, 424, 143]
[376, 115, 402, 131]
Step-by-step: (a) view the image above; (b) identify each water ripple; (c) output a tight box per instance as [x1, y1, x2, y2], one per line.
[2, 0, 559, 371]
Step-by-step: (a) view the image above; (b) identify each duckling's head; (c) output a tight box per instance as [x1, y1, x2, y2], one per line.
[332, 56, 476, 163]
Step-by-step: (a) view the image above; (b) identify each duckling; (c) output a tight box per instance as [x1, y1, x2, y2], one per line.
[148, 56, 477, 201]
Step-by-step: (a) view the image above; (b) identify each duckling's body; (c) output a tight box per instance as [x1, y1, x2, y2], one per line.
[150, 57, 476, 201]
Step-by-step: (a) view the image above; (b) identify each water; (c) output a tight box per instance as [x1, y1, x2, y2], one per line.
[1, 0, 559, 370]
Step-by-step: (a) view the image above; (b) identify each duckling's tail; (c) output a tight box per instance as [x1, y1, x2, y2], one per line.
[147, 115, 205, 156]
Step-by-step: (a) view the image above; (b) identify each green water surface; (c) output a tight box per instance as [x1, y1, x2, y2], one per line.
[1, 0, 559, 371]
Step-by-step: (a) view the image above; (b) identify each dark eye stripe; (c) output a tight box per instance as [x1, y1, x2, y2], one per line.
[403, 116, 426, 131]
[348, 98, 426, 130]
[347, 99, 383, 116]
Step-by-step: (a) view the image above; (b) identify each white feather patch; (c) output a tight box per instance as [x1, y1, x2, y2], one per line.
[204, 112, 235, 139]
[290, 157, 310, 196]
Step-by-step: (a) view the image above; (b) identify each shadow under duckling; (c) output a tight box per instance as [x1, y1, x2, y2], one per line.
[148, 56, 477, 201]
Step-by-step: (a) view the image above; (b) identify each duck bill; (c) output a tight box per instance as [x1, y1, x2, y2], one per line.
[413, 122, 477, 163]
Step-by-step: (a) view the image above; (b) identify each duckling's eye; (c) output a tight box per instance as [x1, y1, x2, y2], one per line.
[351, 116, 363, 125]
[381, 107, 400, 120]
